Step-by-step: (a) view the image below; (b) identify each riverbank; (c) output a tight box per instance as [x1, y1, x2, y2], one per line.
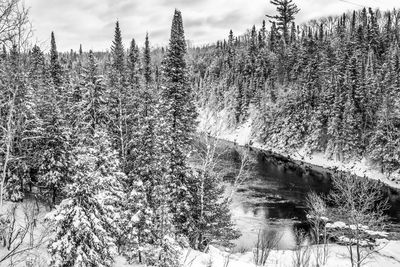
[197, 108, 400, 190]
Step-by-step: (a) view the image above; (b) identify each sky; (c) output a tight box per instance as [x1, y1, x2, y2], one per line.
[28, 0, 400, 52]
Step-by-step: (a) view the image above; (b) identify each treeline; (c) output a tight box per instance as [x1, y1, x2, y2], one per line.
[189, 3, 400, 177]
[0, 9, 238, 266]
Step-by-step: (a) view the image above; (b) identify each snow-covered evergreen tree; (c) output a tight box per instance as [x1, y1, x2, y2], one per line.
[37, 80, 72, 206]
[342, 92, 362, 161]
[107, 21, 130, 172]
[160, 9, 198, 235]
[187, 166, 240, 251]
[47, 130, 126, 266]
[79, 50, 108, 135]
[50, 32, 62, 86]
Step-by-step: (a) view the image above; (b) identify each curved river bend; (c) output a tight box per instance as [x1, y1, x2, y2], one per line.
[214, 142, 400, 250]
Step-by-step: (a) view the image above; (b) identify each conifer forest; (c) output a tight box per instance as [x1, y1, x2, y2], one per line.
[0, 0, 400, 266]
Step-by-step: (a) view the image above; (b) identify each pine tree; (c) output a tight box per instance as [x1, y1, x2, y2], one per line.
[266, 0, 300, 44]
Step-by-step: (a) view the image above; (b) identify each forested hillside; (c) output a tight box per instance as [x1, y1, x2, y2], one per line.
[188, 5, 400, 179]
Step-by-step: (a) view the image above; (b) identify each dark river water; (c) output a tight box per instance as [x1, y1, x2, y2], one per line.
[214, 142, 400, 251]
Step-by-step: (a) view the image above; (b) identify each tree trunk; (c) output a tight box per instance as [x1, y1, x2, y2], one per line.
[52, 187, 56, 207]
[1, 90, 16, 208]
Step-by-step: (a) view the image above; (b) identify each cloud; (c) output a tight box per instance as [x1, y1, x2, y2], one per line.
[28, 0, 400, 52]
[206, 10, 242, 28]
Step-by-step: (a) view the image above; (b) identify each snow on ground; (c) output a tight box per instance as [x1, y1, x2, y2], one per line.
[197, 107, 400, 190]
[1, 200, 400, 266]
[115, 242, 400, 267]
[0, 200, 51, 266]
[180, 242, 400, 267]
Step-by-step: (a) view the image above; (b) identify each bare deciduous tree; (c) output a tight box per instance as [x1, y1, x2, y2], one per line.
[227, 150, 250, 202]
[0, 0, 31, 208]
[0, 0, 30, 45]
[0, 201, 49, 265]
[328, 173, 389, 267]
[0, 66, 18, 208]
[292, 229, 311, 267]
[306, 191, 329, 266]
[253, 229, 281, 266]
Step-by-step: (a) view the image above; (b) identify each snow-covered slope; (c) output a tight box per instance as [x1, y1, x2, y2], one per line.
[197, 107, 400, 190]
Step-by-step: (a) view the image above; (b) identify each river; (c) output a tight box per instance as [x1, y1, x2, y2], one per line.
[210, 141, 400, 251]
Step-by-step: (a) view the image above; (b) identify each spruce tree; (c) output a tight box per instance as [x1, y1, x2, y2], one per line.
[227, 30, 235, 68]
[269, 22, 280, 52]
[47, 131, 126, 267]
[37, 81, 72, 206]
[29, 45, 46, 80]
[127, 38, 139, 88]
[108, 21, 130, 172]
[50, 32, 62, 86]
[160, 9, 198, 234]
[81, 50, 108, 135]
[369, 99, 400, 175]
[342, 92, 362, 161]
[143, 33, 152, 85]
[36, 35, 72, 205]
[186, 138, 240, 250]
[111, 21, 125, 75]
[123, 34, 158, 264]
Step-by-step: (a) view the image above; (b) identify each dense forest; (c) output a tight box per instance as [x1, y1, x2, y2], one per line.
[0, 0, 399, 266]
[190, 4, 400, 177]
[0, 6, 240, 266]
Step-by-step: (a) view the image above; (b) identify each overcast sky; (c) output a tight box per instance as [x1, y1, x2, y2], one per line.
[28, 0, 400, 52]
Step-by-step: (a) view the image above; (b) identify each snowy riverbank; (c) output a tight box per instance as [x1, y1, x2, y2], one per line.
[197, 108, 400, 190]
[115, 241, 400, 267]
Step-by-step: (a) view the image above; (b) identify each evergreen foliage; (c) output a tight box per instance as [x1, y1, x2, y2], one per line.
[47, 131, 125, 267]
[160, 9, 198, 234]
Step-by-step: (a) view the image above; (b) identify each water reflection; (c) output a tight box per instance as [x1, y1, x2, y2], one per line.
[225, 145, 400, 250]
